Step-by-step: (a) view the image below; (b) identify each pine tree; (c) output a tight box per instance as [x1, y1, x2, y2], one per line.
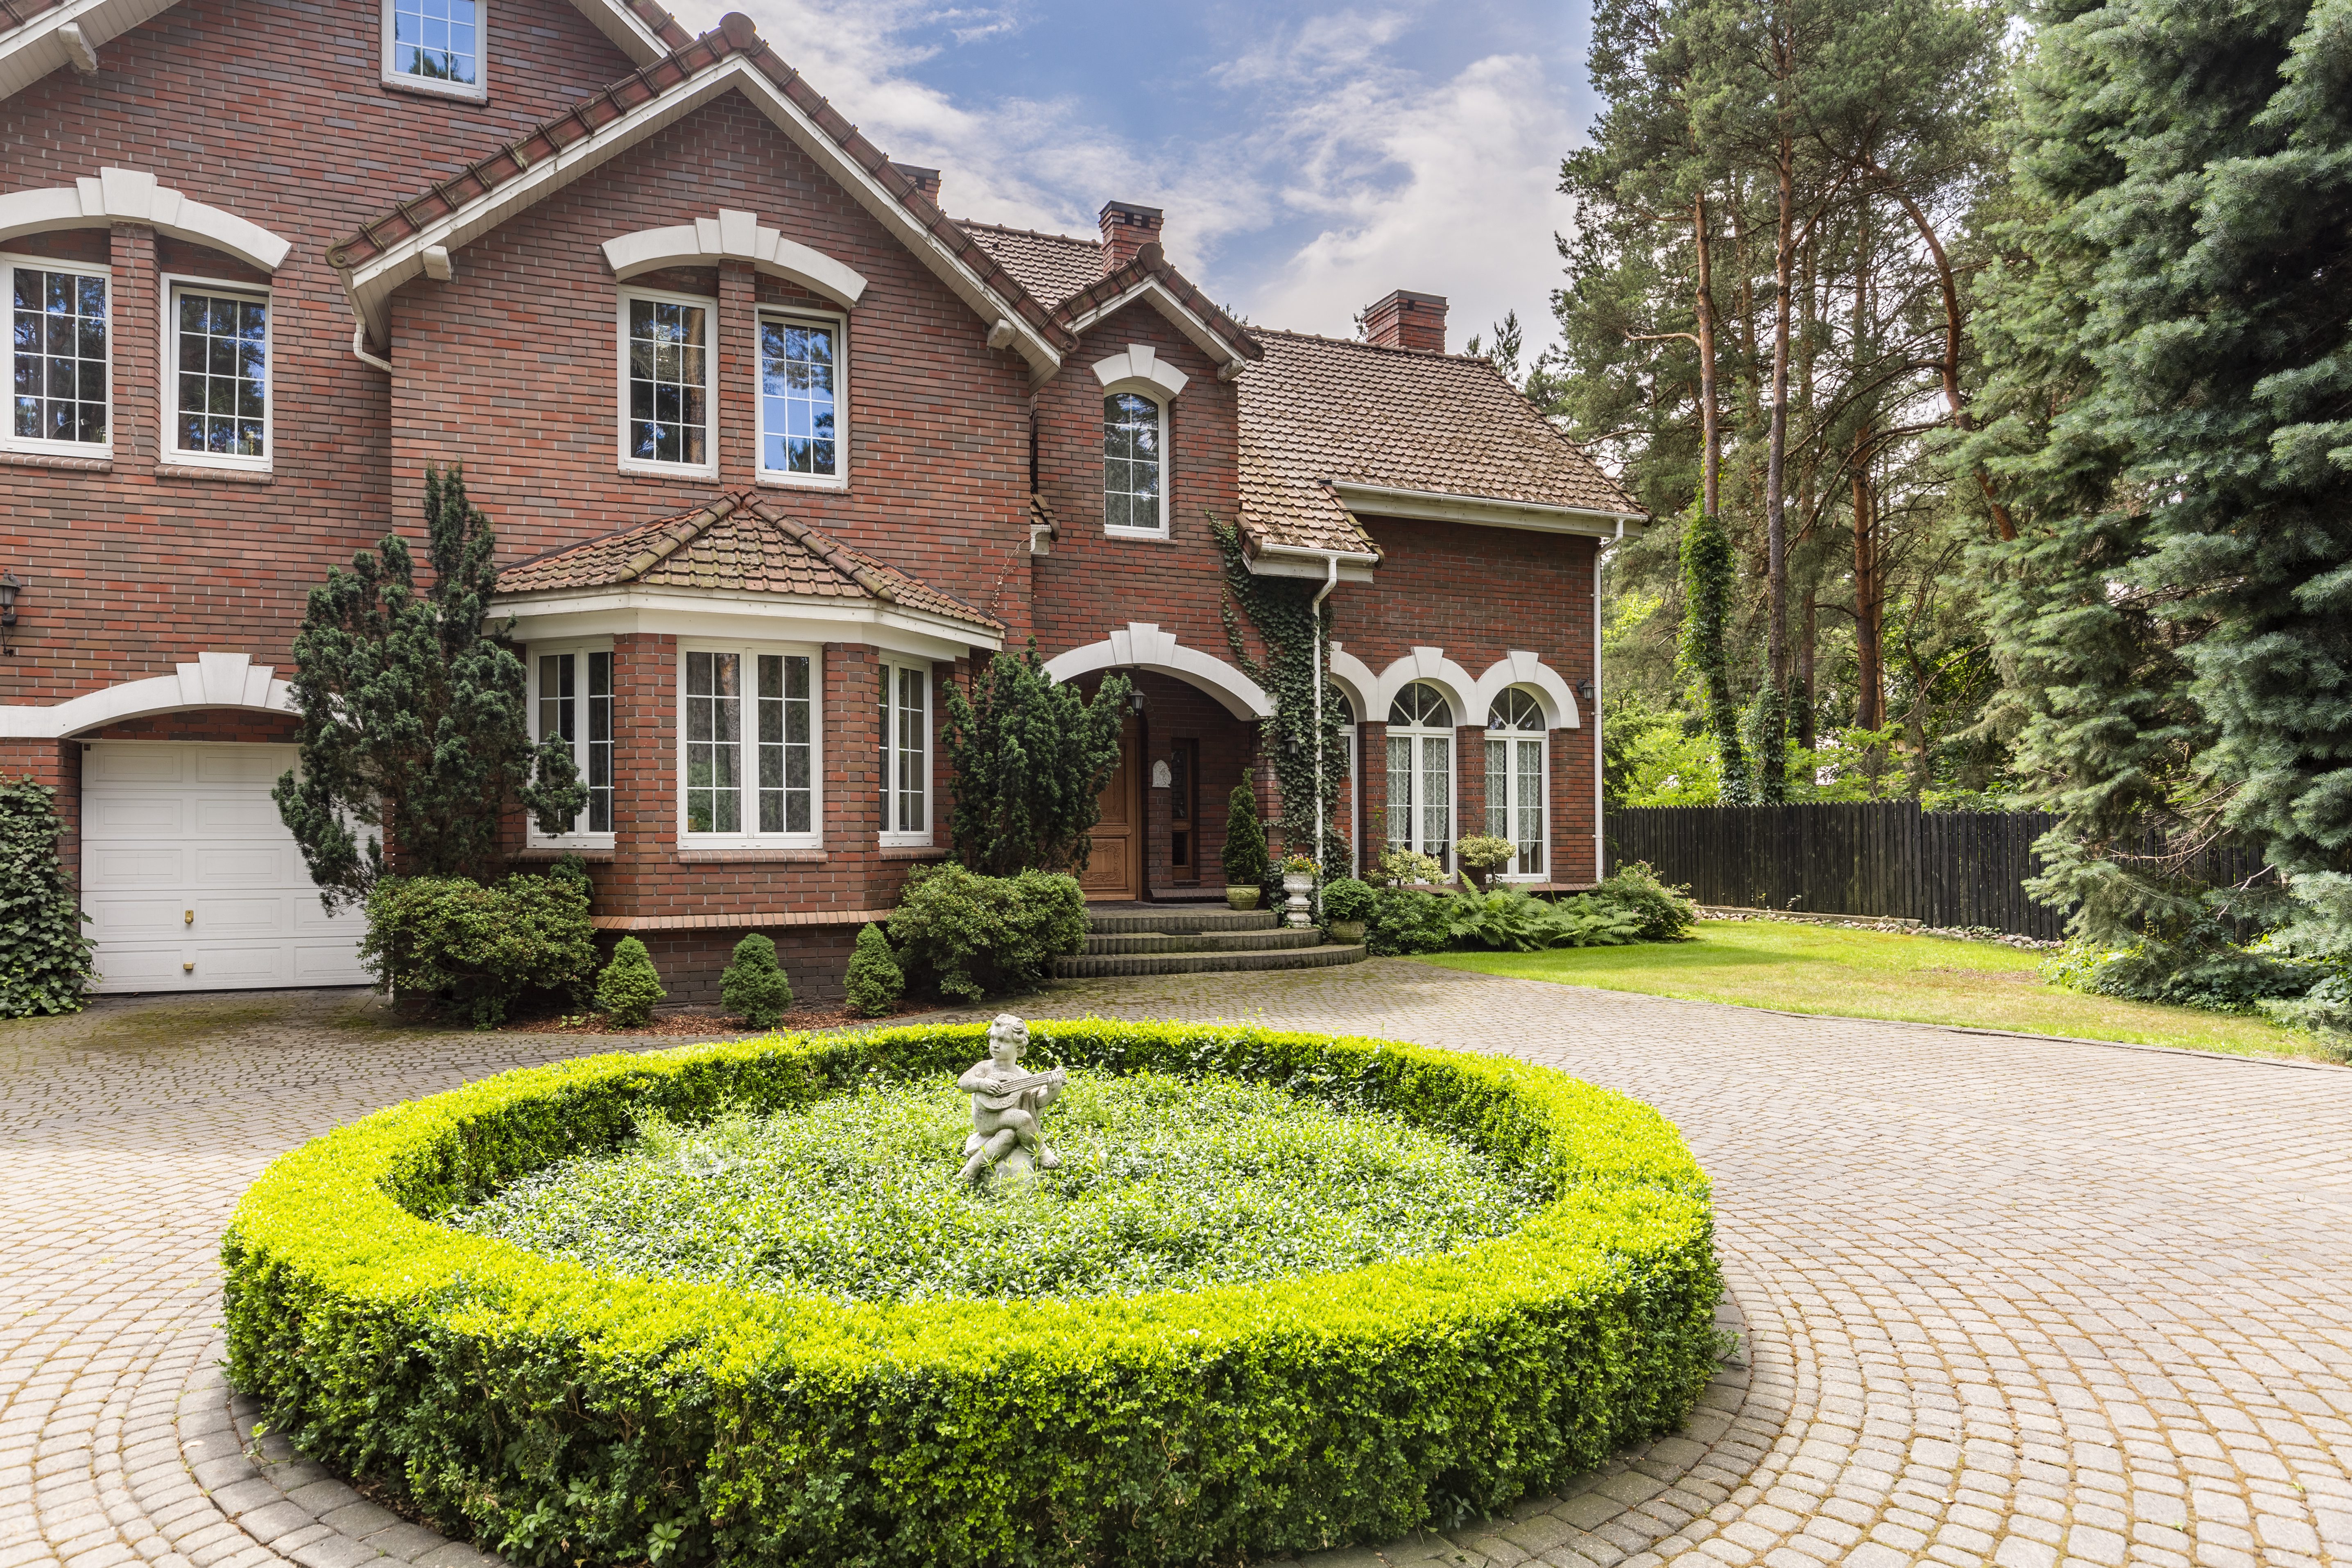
[1964, 0, 2352, 956]
[940, 641, 1130, 876]
[274, 466, 584, 907]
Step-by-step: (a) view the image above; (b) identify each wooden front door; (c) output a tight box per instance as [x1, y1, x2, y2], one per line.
[1167, 738, 1199, 881]
[1081, 717, 1141, 901]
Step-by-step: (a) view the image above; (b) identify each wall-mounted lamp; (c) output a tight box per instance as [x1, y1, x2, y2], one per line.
[1129, 688, 1146, 713]
[0, 571, 20, 655]
[1575, 679, 1595, 702]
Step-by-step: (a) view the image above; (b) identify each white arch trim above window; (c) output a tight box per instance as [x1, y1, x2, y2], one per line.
[0, 652, 293, 739]
[0, 169, 292, 273]
[601, 209, 869, 309]
[1327, 643, 1376, 722]
[1367, 647, 1478, 730]
[1091, 343, 1189, 400]
[1471, 651, 1580, 729]
[1041, 622, 1274, 720]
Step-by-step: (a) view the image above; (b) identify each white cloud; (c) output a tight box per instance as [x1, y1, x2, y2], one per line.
[674, 0, 1578, 356]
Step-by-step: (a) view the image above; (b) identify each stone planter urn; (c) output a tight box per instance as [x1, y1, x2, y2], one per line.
[1225, 885, 1261, 912]
[1281, 872, 1316, 928]
[1326, 920, 1366, 946]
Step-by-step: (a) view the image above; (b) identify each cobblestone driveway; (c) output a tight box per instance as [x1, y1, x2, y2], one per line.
[5, 962, 2350, 1568]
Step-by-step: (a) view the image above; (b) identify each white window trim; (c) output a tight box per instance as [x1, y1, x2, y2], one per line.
[675, 643, 823, 848]
[1484, 719, 1548, 882]
[0, 251, 112, 459]
[1102, 387, 1170, 539]
[526, 642, 616, 848]
[160, 272, 272, 473]
[616, 285, 719, 480]
[380, 0, 489, 100]
[754, 304, 849, 491]
[878, 658, 933, 848]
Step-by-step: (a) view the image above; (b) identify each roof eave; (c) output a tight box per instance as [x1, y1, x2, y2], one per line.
[490, 582, 1005, 651]
[1329, 481, 1647, 538]
[1056, 268, 1258, 378]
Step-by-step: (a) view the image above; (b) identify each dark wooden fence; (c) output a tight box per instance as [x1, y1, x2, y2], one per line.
[1603, 803, 2264, 939]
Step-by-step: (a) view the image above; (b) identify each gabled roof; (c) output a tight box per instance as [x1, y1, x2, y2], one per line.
[328, 14, 1069, 376]
[964, 223, 1261, 374]
[1236, 330, 1644, 557]
[497, 492, 1004, 635]
[0, 0, 685, 102]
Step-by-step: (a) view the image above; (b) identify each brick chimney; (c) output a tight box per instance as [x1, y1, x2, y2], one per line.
[892, 163, 942, 208]
[1363, 289, 1448, 353]
[1098, 200, 1164, 273]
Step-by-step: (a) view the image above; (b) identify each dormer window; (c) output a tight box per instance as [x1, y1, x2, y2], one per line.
[383, 0, 486, 100]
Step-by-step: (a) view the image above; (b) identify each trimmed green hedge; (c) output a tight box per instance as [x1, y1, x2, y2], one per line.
[222, 1022, 1721, 1568]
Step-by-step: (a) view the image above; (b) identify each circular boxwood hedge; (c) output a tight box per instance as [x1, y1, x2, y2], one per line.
[222, 1021, 1721, 1568]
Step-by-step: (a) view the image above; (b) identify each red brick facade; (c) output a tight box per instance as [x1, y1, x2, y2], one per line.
[0, 0, 1626, 1001]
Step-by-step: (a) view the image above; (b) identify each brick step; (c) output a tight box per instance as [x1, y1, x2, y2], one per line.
[1050, 943, 1368, 979]
[1084, 907, 1277, 935]
[1082, 928, 1325, 956]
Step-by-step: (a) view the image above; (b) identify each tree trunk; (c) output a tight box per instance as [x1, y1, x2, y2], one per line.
[1797, 586, 1817, 751]
[1765, 141, 1794, 695]
[1853, 452, 1882, 730]
[1693, 191, 1721, 518]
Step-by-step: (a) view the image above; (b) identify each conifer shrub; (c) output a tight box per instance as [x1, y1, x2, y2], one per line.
[887, 864, 1085, 1002]
[1220, 783, 1268, 890]
[0, 776, 95, 1017]
[1319, 876, 1376, 926]
[718, 933, 792, 1027]
[361, 874, 595, 1028]
[222, 1020, 1722, 1568]
[844, 922, 905, 1016]
[594, 937, 665, 1028]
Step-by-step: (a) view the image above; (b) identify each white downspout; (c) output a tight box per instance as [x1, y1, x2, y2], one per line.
[1311, 552, 1342, 870]
[351, 325, 392, 374]
[1595, 519, 1623, 882]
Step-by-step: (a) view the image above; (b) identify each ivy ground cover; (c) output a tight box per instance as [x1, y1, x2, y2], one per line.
[222, 1021, 1722, 1567]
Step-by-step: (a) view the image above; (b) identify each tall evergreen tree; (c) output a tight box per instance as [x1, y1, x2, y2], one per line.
[1965, 0, 2352, 954]
[940, 643, 1130, 876]
[274, 466, 584, 908]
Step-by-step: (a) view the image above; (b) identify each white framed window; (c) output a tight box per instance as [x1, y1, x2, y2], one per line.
[1485, 687, 1547, 879]
[164, 276, 270, 470]
[381, 0, 486, 98]
[1103, 390, 1168, 535]
[1336, 688, 1359, 875]
[4, 254, 110, 455]
[880, 661, 931, 846]
[1385, 680, 1454, 873]
[756, 308, 845, 489]
[618, 288, 716, 477]
[680, 647, 819, 844]
[530, 647, 615, 844]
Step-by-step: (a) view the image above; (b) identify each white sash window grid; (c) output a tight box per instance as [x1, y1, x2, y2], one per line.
[880, 661, 931, 845]
[1484, 686, 1546, 878]
[530, 648, 615, 842]
[681, 647, 821, 844]
[4, 256, 109, 453]
[1385, 681, 1454, 873]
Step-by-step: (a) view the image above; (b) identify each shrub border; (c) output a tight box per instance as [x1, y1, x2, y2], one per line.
[222, 1021, 1722, 1567]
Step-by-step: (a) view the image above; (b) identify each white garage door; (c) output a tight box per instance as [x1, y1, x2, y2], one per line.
[81, 742, 371, 993]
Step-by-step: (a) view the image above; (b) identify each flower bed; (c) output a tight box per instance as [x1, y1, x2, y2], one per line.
[222, 1021, 1722, 1568]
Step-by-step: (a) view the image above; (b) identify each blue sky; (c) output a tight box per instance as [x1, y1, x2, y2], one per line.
[673, 0, 1600, 359]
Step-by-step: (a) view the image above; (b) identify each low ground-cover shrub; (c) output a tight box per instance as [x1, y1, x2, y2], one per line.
[1363, 866, 1697, 958]
[224, 1020, 1720, 1568]
[362, 873, 596, 1027]
[0, 776, 95, 1017]
[455, 1070, 1548, 1302]
[887, 863, 1086, 1001]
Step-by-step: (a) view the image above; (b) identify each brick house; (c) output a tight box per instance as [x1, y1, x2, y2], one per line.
[0, 0, 1645, 1000]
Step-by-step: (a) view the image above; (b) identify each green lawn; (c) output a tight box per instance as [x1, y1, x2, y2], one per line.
[1411, 920, 2330, 1059]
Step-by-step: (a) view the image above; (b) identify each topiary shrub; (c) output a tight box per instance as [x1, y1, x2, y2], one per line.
[844, 921, 905, 1017]
[1319, 876, 1375, 926]
[718, 933, 792, 1027]
[361, 873, 595, 1028]
[222, 1020, 1722, 1568]
[595, 937, 666, 1027]
[0, 776, 95, 1017]
[1220, 783, 1268, 891]
[887, 863, 1085, 1002]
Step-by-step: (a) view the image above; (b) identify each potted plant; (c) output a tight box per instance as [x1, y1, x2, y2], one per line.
[1455, 835, 1515, 891]
[1221, 784, 1268, 910]
[1279, 852, 1318, 928]
[1320, 876, 1374, 946]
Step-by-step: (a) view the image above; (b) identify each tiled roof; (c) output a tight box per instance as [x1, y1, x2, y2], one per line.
[0, 0, 67, 37]
[962, 223, 1106, 308]
[327, 16, 1068, 353]
[1235, 330, 1643, 554]
[496, 493, 1004, 633]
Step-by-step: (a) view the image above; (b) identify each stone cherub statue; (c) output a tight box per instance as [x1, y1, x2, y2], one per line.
[955, 1014, 1065, 1184]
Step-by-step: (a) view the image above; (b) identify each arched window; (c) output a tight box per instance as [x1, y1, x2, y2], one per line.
[1485, 687, 1546, 878]
[1103, 391, 1166, 534]
[1386, 681, 1454, 871]
[1333, 688, 1358, 873]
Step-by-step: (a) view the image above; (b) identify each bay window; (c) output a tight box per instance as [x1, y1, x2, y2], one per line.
[879, 661, 930, 845]
[681, 647, 818, 844]
[531, 648, 614, 841]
